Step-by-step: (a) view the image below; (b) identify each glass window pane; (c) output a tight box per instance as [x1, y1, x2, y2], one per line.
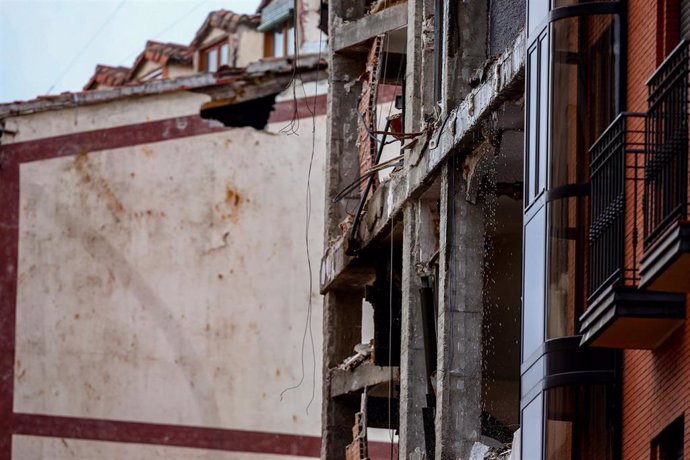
[287, 25, 295, 55]
[527, 47, 538, 205]
[547, 15, 618, 337]
[528, 0, 549, 37]
[545, 385, 613, 460]
[208, 48, 218, 72]
[547, 196, 580, 338]
[274, 29, 284, 57]
[522, 394, 544, 460]
[523, 208, 546, 359]
[538, 33, 549, 192]
[220, 43, 229, 66]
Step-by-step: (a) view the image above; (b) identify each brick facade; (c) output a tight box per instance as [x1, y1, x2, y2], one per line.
[623, 1, 690, 458]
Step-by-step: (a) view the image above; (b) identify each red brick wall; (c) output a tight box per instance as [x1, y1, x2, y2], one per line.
[623, 1, 690, 459]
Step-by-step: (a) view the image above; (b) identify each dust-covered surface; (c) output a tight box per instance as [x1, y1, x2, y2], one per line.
[489, 0, 526, 57]
[13, 436, 316, 460]
[14, 125, 326, 435]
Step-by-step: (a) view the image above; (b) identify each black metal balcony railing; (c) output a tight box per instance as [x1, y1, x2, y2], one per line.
[589, 113, 646, 301]
[644, 40, 690, 249]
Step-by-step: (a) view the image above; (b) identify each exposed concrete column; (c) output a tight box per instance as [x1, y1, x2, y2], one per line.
[435, 159, 485, 460]
[398, 199, 436, 458]
[324, 52, 364, 240]
[321, 288, 363, 459]
[405, 0, 423, 136]
[443, 0, 487, 106]
[405, 0, 437, 139]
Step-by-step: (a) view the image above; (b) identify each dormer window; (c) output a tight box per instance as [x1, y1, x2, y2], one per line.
[201, 40, 230, 72]
[258, 0, 296, 58]
[264, 20, 295, 58]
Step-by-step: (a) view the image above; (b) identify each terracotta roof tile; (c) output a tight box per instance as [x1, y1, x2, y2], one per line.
[127, 40, 193, 80]
[83, 65, 131, 90]
[191, 10, 260, 47]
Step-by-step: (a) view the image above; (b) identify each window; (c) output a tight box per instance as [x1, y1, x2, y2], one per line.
[259, 0, 295, 57]
[200, 39, 230, 72]
[652, 416, 684, 460]
[264, 20, 296, 58]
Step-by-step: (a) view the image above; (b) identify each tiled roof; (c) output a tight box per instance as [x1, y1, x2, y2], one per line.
[191, 10, 260, 47]
[127, 40, 193, 80]
[83, 65, 131, 90]
[141, 40, 193, 65]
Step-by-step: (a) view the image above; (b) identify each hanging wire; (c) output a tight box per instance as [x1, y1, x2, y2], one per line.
[388, 214, 395, 459]
[279, 13, 323, 415]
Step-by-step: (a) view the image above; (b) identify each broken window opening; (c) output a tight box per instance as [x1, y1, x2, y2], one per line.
[365, 241, 402, 367]
[200, 93, 278, 130]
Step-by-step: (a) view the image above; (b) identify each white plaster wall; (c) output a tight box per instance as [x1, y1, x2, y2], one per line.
[299, 0, 324, 52]
[14, 118, 326, 444]
[4, 91, 211, 144]
[167, 63, 195, 79]
[201, 28, 228, 48]
[236, 28, 264, 67]
[132, 59, 163, 81]
[13, 436, 314, 460]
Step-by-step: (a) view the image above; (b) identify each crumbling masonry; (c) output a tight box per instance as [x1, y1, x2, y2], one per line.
[321, 1, 526, 458]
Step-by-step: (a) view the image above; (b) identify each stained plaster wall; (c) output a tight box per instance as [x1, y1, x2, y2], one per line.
[13, 436, 315, 460]
[3, 91, 209, 143]
[299, 0, 325, 52]
[6, 89, 327, 459]
[236, 27, 264, 68]
[489, 0, 526, 57]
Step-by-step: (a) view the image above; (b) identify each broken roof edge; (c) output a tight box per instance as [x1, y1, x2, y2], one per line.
[0, 54, 327, 118]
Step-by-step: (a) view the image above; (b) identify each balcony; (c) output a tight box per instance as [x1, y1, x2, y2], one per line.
[579, 113, 686, 349]
[640, 40, 690, 293]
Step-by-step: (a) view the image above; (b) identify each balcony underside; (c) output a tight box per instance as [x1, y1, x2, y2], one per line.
[640, 221, 690, 292]
[580, 285, 686, 349]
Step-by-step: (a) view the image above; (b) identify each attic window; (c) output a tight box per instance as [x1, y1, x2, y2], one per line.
[264, 20, 295, 58]
[259, 0, 295, 58]
[201, 40, 230, 72]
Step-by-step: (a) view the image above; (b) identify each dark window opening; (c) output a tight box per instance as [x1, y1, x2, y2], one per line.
[200, 93, 278, 130]
[365, 242, 402, 367]
[652, 415, 684, 460]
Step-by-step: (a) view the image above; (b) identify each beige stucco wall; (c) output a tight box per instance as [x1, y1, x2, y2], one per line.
[13, 436, 314, 460]
[200, 28, 227, 48]
[167, 63, 195, 79]
[10, 88, 327, 457]
[299, 0, 323, 49]
[3, 91, 211, 144]
[236, 27, 264, 67]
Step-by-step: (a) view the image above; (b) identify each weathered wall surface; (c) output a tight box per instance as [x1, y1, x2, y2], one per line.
[6, 89, 327, 458]
[489, 0, 525, 57]
[3, 91, 209, 143]
[237, 28, 264, 67]
[13, 436, 314, 460]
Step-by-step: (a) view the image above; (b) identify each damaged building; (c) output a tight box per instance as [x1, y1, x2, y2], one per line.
[323, 0, 690, 459]
[0, 1, 386, 459]
[321, 0, 524, 458]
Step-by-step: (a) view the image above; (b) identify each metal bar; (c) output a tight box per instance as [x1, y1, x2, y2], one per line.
[347, 118, 392, 254]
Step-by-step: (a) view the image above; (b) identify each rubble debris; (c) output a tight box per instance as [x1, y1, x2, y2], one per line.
[345, 392, 370, 460]
[369, 0, 406, 14]
[338, 342, 374, 371]
[468, 440, 512, 460]
[356, 35, 383, 194]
